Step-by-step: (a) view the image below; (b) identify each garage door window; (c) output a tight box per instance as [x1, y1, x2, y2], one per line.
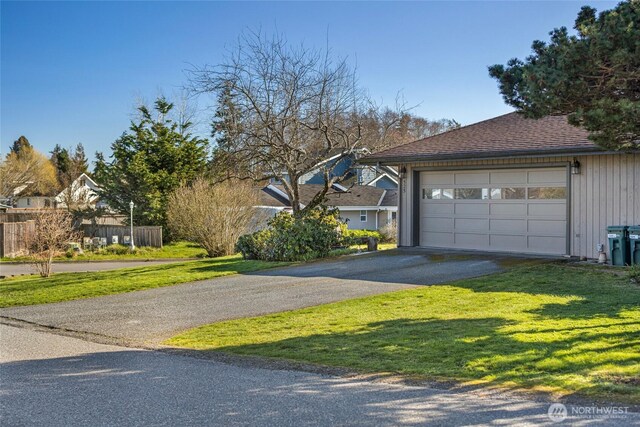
[490, 187, 526, 199]
[423, 188, 453, 199]
[527, 187, 566, 199]
[454, 188, 490, 199]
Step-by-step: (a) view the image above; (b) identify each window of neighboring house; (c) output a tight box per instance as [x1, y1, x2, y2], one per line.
[80, 178, 86, 187]
[360, 210, 367, 222]
[44, 199, 51, 207]
[391, 211, 397, 221]
[27, 198, 31, 206]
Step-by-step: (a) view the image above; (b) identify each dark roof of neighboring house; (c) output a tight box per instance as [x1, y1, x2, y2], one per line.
[258, 186, 290, 207]
[361, 113, 600, 164]
[261, 184, 396, 208]
[381, 189, 398, 206]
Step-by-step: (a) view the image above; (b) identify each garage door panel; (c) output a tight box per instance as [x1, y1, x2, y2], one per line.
[422, 217, 453, 232]
[490, 234, 526, 251]
[490, 218, 526, 233]
[490, 203, 527, 216]
[455, 218, 489, 232]
[455, 172, 489, 185]
[455, 203, 490, 215]
[490, 171, 527, 184]
[423, 203, 454, 215]
[528, 203, 565, 217]
[420, 167, 568, 255]
[528, 219, 566, 236]
[422, 232, 454, 246]
[422, 173, 453, 185]
[455, 233, 489, 248]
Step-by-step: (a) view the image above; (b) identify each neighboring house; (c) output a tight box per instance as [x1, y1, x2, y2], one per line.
[14, 195, 55, 209]
[9, 183, 56, 208]
[259, 184, 397, 230]
[360, 112, 639, 259]
[273, 151, 399, 190]
[55, 173, 108, 210]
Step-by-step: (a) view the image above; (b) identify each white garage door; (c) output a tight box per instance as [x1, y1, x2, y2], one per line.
[419, 168, 568, 255]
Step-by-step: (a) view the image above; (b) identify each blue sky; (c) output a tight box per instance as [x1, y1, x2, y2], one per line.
[1, 1, 618, 164]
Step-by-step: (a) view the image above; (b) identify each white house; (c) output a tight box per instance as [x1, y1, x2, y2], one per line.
[55, 173, 107, 209]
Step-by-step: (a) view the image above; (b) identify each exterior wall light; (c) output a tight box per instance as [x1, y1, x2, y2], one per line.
[399, 165, 407, 180]
[571, 158, 581, 175]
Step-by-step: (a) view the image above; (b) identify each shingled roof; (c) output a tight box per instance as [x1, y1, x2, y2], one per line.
[361, 113, 600, 164]
[261, 184, 396, 208]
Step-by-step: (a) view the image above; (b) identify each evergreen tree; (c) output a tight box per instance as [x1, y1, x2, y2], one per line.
[489, 1, 640, 150]
[10, 136, 33, 156]
[94, 97, 209, 231]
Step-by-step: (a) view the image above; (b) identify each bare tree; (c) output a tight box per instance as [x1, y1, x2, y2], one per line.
[359, 109, 460, 153]
[190, 31, 404, 214]
[25, 209, 80, 277]
[167, 178, 261, 257]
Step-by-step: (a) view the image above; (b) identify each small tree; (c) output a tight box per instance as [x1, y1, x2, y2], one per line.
[167, 178, 260, 257]
[25, 209, 80, 277]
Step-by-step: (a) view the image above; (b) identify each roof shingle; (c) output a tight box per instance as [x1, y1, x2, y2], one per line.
[261, 184, 396, 208]
[362, 113, 599, 164]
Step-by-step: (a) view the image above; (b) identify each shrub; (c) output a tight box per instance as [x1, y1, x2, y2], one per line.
[103, 244, 132, 255]
[167, 178, 260, 257]
[236, 207, 345, 262]
[342, 229, 382, 246]
[378, 219, 397, 243]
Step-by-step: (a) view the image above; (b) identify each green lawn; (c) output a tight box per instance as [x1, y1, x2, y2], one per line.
[0, 255, 289, 307]
[1, 241, 208, 262]
[167, 263, 640, 403]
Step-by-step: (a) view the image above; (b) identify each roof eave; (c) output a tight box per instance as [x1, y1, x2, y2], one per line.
[359, 147, 607, 165]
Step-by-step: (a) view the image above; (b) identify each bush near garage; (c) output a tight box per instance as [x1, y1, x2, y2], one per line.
[236, 207, 345, 262]
[342, 229, 383, 245]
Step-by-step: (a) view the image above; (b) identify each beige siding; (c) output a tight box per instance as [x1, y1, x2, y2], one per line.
[341, 209, 396, 230]
[398, 153, 639, 258]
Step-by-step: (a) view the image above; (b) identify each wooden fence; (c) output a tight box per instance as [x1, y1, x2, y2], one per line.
[0, 212, 39, 223]
[80, 225, 163, 248]
[0, 221, 35, 258]
[0, 222, 163, 257]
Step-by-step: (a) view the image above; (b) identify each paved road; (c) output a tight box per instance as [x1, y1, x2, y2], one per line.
[4, 324, 635, 426]
[0, 250, 503, 345]
[0, 259, 187, 277]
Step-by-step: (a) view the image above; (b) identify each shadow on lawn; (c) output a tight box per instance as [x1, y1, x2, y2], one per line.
[202, 265, 640, 402]
[213, 315, 639, 402]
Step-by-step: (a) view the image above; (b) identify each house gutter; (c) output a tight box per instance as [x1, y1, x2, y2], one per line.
[358, 148, 609, 166]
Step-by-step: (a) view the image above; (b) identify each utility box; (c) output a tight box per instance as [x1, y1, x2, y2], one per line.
[607, 225, 629, 266]
[629, 225, 640, 266]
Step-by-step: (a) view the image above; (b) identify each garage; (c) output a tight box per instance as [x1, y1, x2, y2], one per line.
[361, 113, 640, 259]
[419, 167, 568, 254]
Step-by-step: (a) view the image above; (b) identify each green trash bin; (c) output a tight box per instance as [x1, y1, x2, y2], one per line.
[629, 225, 640, 266]
[607, 226, 629, 266]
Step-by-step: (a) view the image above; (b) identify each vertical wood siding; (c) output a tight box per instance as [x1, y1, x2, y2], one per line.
[399, 153, 639, 258]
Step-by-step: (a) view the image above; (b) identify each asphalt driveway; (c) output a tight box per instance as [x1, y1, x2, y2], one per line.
[0, 249, 504, 345]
